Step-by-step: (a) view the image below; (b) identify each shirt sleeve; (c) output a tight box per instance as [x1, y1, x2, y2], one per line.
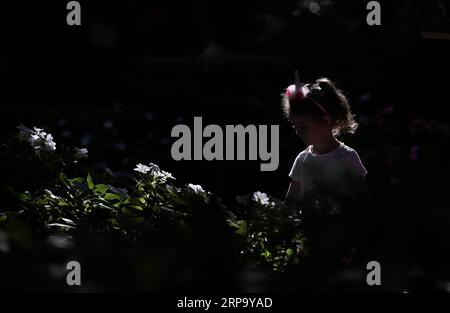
[345, 150, 368, 179]
[288, 155, 302, 183]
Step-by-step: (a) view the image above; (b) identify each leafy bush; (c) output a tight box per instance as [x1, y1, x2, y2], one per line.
[0, 124, 307, 291]
[230, 193, 305, 271]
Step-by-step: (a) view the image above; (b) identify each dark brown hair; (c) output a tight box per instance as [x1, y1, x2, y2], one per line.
[281, 77, 358, 136]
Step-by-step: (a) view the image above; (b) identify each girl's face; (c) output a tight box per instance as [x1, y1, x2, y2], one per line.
[290, 114, 333, 145]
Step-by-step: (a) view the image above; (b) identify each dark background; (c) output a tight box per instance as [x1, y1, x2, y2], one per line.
[1, 0, 450, 292]
[1, 0, 449, 205]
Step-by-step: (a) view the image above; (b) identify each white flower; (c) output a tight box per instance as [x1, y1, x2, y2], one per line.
[45, 141, 56, 151]
[252, 191, 270, 206]
[134, 163, 151, 174]
[134, 162, 175, 183]
[147, 162, 161, 173]
[74, 147, 88, 159]
[17, 124, 56, 154]
[28, 134, 40, 145]
[33, 126, 45, 133]
[44, 134, 56, 151]
[188, 183, 205, 194]
[156, 170, 174, 180]
[152, 169, 175, 183]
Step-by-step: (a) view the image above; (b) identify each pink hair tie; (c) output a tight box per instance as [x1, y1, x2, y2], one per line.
[285, 70, 328, 115]
[285, 84, 309, 101]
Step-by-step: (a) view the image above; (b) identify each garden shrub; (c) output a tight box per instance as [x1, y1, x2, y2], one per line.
[0, 124, 306, 291]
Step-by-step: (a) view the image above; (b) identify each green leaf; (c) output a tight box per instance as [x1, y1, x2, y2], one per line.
[70, 177, 84, 184]
[112, 202, 122, 208]
[94, 184, 108, 194]
[229, 220, 247, 236]
[86, 173, 94, 190]
[129, 205, 143, 211]
[18, 192, 30, 202]
[128, 198, 144, 206]
[104, 193, 121, 201]
[59, 173, 69, 186]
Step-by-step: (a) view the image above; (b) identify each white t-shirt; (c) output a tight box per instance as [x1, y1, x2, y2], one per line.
[289, 141, 367, 214]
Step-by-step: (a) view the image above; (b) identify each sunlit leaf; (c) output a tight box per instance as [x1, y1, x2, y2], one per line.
[94, 184, 108, 194]
[86, 173, 94, 190]
[45, 223, 75, 229]
[104, 193, 121, 201]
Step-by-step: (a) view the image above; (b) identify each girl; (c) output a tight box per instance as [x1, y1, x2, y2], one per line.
[282, 73, 372, 272]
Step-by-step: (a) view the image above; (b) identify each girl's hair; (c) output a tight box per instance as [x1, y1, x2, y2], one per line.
[281, 77, 358, 136]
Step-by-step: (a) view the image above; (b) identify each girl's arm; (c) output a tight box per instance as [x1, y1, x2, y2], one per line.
[285, 180, 302, 204]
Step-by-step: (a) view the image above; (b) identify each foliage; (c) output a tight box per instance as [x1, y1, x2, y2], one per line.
[230, 193, 305, 271]
[0, 125, 306, 291]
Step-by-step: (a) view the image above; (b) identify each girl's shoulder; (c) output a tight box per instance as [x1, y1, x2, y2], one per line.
[339, 143, 367, 177]
[293, 142, 362, 161]
[339, 142, 357, 154]
[339, 143, 363, 159]
[293, 145, 313, 161]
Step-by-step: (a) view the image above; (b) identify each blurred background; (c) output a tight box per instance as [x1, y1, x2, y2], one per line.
[1, 0, 450, 291]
